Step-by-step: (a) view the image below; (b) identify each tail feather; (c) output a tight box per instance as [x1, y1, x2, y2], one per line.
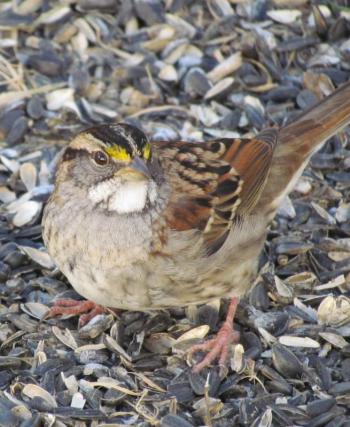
[257, 80, 350, 213]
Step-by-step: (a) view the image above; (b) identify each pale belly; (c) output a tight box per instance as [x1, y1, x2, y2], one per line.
[44, 199, 267, 311]
[62, 256, 259, 310]
[56, 228, 263, 311]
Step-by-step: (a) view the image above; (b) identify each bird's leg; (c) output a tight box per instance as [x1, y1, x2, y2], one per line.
[189, 297, 240, 374]
[45, 299, 107, 327]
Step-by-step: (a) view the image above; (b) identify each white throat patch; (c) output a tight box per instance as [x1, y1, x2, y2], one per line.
[88, 178, 156, 214]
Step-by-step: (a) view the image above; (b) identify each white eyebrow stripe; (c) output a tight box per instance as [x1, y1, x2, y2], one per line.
[110, 126, 139, 154]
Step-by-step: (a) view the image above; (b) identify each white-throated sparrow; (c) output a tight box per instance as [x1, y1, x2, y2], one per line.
[43, 81, 350, 371]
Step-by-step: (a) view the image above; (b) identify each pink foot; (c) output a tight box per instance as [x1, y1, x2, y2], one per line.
[189, 297, 240, 374]
[46, 299, 106, 326]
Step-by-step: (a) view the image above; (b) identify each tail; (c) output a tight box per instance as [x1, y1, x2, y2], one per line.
[257, 79, 350, 214]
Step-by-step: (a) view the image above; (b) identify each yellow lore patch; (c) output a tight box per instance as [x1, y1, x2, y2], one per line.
[143, 142, 151, 160]
[105, 142, 151, 162]
[105, 145, 131, 162]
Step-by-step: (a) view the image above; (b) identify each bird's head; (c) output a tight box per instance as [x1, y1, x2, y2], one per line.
[57, 123, 160, 214]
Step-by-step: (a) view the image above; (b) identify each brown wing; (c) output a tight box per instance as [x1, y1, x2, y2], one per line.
[153, 128, 278, 255]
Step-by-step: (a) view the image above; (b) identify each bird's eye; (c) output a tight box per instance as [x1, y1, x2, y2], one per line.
[92, 150, 109, 166]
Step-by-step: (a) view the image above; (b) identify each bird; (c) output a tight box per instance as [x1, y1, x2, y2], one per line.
[42, 80, 350, 372]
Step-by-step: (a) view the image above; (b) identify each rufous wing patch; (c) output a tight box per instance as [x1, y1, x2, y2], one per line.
[153, 129, 278, 255]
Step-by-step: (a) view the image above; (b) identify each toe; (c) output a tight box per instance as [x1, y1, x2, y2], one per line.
[190, 325, 239, 373]
[45, 299, 105, 325]
[79, 305, 105, 326]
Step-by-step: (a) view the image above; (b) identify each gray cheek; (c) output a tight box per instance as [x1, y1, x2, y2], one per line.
[72, 158, 115, 188]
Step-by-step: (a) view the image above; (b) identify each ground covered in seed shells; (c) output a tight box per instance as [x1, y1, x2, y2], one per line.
[0, 0, 350, 426]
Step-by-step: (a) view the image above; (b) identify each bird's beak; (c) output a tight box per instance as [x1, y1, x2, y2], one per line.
[116, 156, 151, 180]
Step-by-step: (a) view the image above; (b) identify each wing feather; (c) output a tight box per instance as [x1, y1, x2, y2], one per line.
[153, 129, 278, 255]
